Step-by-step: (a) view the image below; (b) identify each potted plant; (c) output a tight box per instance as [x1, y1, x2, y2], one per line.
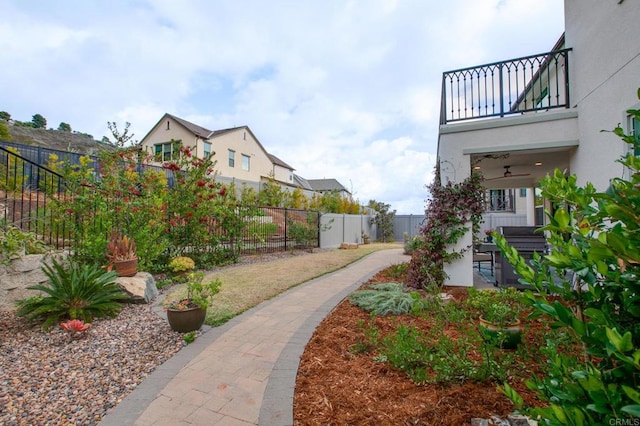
[466, 288, 525, 349]
[165, 272, 222, 333]
[484, 229, 494, 242]
[105, 230, 138, 277]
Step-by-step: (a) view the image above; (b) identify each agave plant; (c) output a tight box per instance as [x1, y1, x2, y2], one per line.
[15, 258, 127, 330]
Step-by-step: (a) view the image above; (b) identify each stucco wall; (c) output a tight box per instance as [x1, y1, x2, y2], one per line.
[565, 0, 640, 191]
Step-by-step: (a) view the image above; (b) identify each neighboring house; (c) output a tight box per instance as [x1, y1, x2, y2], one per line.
[139, 113, 296, 188]
[307, 178, 351, 198]
[436, 1, 640, 286]
[139, 114, 351, 199]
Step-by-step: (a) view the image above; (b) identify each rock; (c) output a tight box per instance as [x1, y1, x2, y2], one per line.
[339, 243, 359, 249]
[471, 419, 489, 426]
[116, 272, 158, 304]
[508, 414, 537, 426]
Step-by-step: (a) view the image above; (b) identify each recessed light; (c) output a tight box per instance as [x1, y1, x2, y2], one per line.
[535, 162, 543, 166]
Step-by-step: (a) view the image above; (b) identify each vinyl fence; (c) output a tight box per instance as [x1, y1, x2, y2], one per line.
[393, 213, 530, 242]
[320, 213, 376, 248]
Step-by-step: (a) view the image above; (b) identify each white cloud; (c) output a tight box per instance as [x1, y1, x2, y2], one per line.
[0, 0, 564, 213]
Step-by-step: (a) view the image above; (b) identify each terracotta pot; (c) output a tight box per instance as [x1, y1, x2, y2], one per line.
[478, 317, 522, 349]
[167, 306, 206, 333]
[113, 258, 138, 277]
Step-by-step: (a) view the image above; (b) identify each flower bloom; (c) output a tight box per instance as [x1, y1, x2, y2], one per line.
[60, 319, 91, 333]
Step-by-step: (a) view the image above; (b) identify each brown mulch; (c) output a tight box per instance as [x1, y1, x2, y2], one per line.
[293, 268, 552, 425]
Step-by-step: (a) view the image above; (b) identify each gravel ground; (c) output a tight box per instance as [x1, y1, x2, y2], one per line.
[0, 249, 322, 425]
[0, 304, 187, 425]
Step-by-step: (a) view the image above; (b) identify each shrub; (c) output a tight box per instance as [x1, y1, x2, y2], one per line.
[168, 256, 195, 273]
[15, 258, 126, 330]
[0, 225, 47, 266]
[349, 283, 420, 315]
[497, 92, 640, 423]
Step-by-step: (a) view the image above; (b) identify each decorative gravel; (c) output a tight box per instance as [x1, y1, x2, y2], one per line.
[0, 303, 188, 425]
[0, 248, 332, 425]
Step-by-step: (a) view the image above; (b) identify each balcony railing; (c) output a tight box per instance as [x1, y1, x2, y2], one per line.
[440, 48, 571, 125]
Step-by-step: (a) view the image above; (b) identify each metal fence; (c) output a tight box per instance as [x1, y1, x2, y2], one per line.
[0, 145, 68, 248]
[0, 141, 176, 184]
[0, 145, 319, 254]
[440, 48, 571, 124]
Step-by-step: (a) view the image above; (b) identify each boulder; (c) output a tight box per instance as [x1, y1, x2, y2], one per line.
[116, 272, 158, 304]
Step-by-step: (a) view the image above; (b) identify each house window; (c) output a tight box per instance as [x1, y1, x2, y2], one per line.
[166, 120, 170, 130]
[242, 154, 250, 171]
[203, 142, 212, 158]
[519, 188, 527, 197]
[485, 189, 515, 212]
[154, 141, 180, 162]
[535, 87, 549, 108]
[228, 150, 235, 167]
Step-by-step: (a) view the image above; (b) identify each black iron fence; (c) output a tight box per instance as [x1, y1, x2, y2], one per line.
[440, 48, 571, 124]
[0, 145, 319, 255]
[0, 141, 176, 185]
[0, 145, 68, 248]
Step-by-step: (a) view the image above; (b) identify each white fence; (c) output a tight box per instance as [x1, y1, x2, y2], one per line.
[320, 213, 376, 248]
[393, 213, 529, 242]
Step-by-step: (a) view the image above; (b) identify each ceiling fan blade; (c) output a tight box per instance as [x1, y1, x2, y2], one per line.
[484, 172, 531, 181]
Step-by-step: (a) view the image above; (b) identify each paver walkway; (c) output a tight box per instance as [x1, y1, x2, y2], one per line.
[100, 248, 409, 426]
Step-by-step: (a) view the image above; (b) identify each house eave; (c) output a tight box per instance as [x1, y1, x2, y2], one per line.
[440, 109, 578, 135]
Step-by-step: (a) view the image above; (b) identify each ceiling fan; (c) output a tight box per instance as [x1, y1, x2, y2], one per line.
[485, 165, 531, 181]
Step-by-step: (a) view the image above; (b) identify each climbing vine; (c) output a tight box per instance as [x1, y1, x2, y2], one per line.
[406, 165, 485, 289]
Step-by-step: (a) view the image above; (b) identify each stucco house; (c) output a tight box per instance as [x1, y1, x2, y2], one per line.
[307, 178, 351, 198]
[139, 113, 296, 190]
[437, 0, 640, 286]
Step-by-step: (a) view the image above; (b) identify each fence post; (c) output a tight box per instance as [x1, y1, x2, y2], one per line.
[284, 208, 288, 251]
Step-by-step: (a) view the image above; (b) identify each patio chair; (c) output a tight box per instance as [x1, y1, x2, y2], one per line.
[473, 251, 493, 275]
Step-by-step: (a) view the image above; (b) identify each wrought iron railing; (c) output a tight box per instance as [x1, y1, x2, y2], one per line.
[440, 48, 571, 124]
[485, 189, 515, 213]
[1, 145, 320, 254]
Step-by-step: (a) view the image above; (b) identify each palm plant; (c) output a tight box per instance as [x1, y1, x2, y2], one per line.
[15, 258, 127, 330]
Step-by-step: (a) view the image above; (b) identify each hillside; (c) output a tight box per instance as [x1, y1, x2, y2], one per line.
[3, 123, 115, 155]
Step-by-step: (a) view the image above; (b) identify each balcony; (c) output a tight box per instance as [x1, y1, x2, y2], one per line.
[440, 49, 572, 125]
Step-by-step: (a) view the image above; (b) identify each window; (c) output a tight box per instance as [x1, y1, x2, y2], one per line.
[519, 188, 527, 197]
[154, 141, 180, 162]
[228, 150, 235, 167]
[203, 142, 212, 158]
[242, 154, 250, 171]
[485, 189, 515, 212]
[535, 87, 549, 108]
[166, 120, 170, 130]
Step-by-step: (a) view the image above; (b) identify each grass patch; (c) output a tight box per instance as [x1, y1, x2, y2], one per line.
[165, 243, 401, 326]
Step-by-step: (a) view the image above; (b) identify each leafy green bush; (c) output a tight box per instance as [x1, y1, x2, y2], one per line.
[379, 324, 479, 384]
[466, 287, 525, 326]
[497, 93, 640, 423]
[349, 283, 420, 315]
[15, 258, 126, 330]
[0, 224, 47, 266]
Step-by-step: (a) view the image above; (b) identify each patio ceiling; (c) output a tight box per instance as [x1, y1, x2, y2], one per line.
[471, 147, 574, 190]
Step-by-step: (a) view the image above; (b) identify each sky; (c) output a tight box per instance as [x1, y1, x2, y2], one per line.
[0, 0, 564, 214]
